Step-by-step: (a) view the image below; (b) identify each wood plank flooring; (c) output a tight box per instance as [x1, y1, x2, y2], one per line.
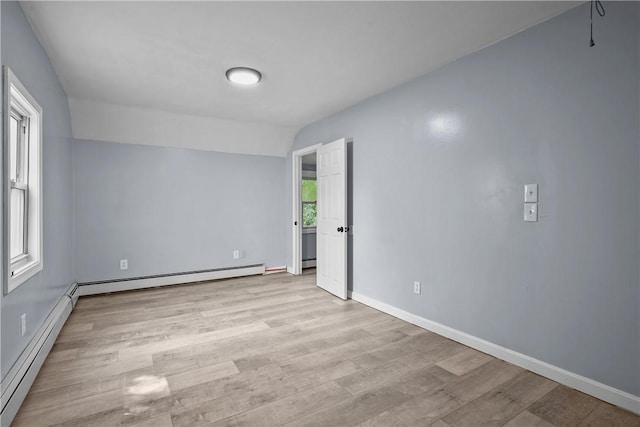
[13, 270, 638, 426]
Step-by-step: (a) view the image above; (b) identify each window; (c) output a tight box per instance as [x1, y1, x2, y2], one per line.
[4, 67, 43, 293]
[302, 177, 317, 231]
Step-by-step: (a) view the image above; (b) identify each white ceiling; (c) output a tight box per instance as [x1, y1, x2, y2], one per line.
[21, 1, 579, 156]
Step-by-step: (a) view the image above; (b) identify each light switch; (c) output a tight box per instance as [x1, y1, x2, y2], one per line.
[524, 203, 538, 222]
[524, 184, 538, 202]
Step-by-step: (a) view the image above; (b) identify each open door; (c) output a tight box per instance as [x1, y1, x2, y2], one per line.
[316, 138, 347, 300]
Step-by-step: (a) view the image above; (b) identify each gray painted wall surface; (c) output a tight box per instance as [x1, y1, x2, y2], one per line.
[289, 2, 639, 395]
[302, 233, 316, 261]
[1, 1, 74, 378]
[0, 0, 3, 385]
[74, 140, 286, 282]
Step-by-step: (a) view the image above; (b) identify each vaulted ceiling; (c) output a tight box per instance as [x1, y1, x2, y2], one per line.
[21, 1, 579, 156]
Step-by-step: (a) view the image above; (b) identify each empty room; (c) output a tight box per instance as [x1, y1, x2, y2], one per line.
[0, 1, 638, 426]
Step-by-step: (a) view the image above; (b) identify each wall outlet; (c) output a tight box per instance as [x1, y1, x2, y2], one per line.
[120, 259, 128, 270]
[233, 250, 240, 259]
[20, 313, 26, 336]
[413, 281, 421, 295]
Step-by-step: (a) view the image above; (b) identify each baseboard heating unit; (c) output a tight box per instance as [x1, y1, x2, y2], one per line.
[77, 264, 265, 296]
[0, 283, 76, 427]
[302, 259, 316, 268]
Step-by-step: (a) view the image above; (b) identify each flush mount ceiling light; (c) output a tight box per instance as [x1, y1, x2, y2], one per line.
[225, 67, 262, 85]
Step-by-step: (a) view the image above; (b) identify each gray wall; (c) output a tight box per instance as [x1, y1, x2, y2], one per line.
[302, 233, 316, 261]
[1, 1, 74, 378]
[0, 0, 4, 385]
[74, 140, 286, 282]
[289, 2, 639, 396]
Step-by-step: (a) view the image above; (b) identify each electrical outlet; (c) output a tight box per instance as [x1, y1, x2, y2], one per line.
[20, 313, 26, 336]
[413, 281, 421, 295]
[233, 250, 240, 259]
[120, 259, 128, 270]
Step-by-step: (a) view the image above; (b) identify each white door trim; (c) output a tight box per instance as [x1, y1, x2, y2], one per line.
[291, 143, 322, 275]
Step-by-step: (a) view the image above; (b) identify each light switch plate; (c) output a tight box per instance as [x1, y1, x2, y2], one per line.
[524, 203, 538, 222]
[413, 281, 421, 295]
[524, 184, 538, 202]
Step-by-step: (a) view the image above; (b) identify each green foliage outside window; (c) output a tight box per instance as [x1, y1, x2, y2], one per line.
[302, 179, 317, 227]
[302, 179, 316, 202]
[303, 203, 317, 227]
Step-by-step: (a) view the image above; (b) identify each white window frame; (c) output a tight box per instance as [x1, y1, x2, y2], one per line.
[3, 67, 43, 294]
[301, 170, 317, 234]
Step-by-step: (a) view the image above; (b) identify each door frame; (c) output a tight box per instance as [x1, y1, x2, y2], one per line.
[291, 143, 322, 275]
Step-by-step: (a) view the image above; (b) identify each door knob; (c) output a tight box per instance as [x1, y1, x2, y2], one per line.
[337, 227, 344, 232]
[344, 226, 350, 232]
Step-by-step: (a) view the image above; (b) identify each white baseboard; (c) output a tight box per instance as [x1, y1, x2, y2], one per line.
[349, 291, 640, 415]
[0, 283, 75, 427]
[287, 266, 296, 275]
[78, 265, 265, 296]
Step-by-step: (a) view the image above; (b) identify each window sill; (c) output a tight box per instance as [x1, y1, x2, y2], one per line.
[7, 259, 42, 294]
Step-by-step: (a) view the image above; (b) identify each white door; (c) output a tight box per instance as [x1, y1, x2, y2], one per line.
[316, 138, 347, 299]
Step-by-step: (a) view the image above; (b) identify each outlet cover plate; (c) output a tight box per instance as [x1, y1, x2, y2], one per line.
[120, 259, 128, 270]
[413, 281, 421, 295]
[524, 203, 538, 222]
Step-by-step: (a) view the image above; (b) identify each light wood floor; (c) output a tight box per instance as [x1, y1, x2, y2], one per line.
[13, 270, 638, 426]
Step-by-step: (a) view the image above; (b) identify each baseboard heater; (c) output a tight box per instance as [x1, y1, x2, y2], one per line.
[1, 283, 76, 427]
[77, 264, 265, 296]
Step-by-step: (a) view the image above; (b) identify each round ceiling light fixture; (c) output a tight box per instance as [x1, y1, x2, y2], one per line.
[225, 67, 262, 85]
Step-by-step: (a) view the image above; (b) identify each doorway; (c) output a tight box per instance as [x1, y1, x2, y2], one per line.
[301, 152, 317, 269]
[291, 139, 348, 300]
[291, 143, 322, 276]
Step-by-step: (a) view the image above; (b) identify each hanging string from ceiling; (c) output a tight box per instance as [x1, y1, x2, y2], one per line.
[590, 0, 606, 47]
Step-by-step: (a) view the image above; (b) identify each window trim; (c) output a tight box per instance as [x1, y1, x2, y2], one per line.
[9, 108, 30, 263]
[3, 66, 43, 294]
